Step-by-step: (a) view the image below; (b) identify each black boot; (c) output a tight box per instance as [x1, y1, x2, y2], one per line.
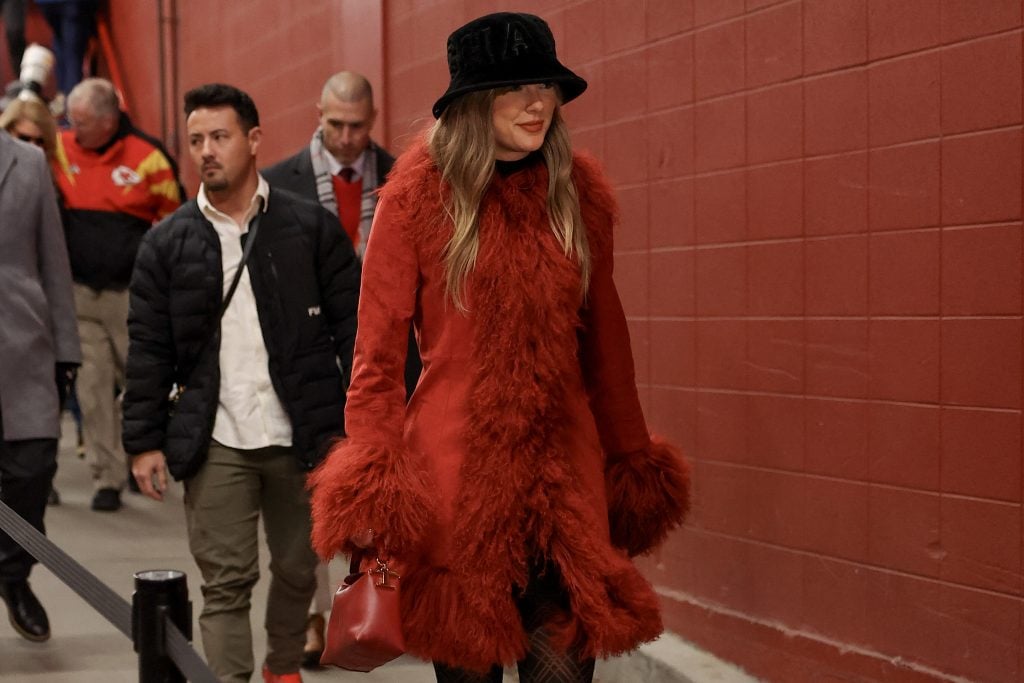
[0, 580, 50, 641]
[91, 488, 122, 511]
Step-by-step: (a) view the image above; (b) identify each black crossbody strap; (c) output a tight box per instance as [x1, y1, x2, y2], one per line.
[168, 201, 266, 404]
[219, 205, 263, 319]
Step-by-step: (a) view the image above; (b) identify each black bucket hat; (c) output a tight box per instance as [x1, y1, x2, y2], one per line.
[432, 12, 588, 118]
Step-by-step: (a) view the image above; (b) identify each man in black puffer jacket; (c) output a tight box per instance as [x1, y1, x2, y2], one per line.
[122, 84, 359, 683]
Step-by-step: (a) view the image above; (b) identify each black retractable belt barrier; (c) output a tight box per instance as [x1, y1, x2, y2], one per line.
[0, 499, 219, 683]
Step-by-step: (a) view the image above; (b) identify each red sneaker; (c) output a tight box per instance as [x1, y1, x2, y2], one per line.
[261, 664, 303, 683]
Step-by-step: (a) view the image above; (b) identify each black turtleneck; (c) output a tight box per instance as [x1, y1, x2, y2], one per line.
[494, 150, 543, 177]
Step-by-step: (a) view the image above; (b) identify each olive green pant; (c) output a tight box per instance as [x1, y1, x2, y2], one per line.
[184, 441, 317, 682]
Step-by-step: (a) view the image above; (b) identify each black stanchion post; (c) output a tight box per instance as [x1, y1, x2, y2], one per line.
[132, 569, 191, 683]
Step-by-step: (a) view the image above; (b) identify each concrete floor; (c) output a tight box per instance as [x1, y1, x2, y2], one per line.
[0, 418, 443, 683]
[0, 418, 754, 683]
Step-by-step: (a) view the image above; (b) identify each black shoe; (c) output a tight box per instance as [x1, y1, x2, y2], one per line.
[91, 487, 122, 511]
[46, 486, 60, 506]
[0, 580, 50, 642]
[300, 613, 325, 670]
[301, 648, 324, 670]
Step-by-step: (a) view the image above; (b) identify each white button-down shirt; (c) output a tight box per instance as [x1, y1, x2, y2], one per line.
[197, 175, 292, 449]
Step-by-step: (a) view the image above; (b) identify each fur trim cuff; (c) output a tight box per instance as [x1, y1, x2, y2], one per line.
[307, 439, 434, 559]
[606, 437, 690, 557]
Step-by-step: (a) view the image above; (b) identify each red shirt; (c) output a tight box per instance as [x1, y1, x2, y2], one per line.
[332, 174, 362, 250]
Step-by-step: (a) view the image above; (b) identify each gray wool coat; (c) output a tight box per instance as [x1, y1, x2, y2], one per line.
[0, 132, 80, 441]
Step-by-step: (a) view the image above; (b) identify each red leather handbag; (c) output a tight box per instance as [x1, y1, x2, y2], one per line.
[320, 552, 405, 672]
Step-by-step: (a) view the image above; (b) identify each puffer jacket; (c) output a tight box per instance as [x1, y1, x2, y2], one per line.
[122, 187, 359, 479]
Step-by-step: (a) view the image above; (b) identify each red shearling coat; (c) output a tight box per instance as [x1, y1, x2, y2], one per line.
[309, 139, 690, 672]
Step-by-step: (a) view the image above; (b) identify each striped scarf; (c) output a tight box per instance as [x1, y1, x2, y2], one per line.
[309, 128, 380, 257]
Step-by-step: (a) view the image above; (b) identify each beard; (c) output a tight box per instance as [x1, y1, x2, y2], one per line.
[203, 171, 229, 192]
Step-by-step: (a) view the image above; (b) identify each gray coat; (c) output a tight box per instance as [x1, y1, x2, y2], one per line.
[0, 132, 80, 440]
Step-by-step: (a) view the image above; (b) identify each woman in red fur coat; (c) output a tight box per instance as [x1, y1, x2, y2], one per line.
[309, 11, 690, 683]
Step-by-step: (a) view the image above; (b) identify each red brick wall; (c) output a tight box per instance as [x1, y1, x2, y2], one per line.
[105, 0, 383, 192]
[98, 2, 1023, 681]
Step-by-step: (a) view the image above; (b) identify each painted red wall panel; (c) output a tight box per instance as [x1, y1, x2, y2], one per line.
[89, 1, 1024, 681]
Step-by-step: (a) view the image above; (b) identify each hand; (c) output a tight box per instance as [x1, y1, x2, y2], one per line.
[54, 362, 78, 410]
[350, 528, 376, 549]
[131, 450, 169, 502]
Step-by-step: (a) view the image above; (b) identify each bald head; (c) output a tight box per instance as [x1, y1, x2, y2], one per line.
[317, 71, 377, 165]
[320, 71, 374, 107]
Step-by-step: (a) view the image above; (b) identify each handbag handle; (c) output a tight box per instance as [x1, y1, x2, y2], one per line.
[348, 550, 363, 576]
[348, 551, 400, 589]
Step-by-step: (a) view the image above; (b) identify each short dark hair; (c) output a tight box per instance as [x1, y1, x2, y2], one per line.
[183, 83, 260, 131]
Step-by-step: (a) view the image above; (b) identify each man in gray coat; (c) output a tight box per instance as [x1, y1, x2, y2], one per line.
[0, 129, 81, 642]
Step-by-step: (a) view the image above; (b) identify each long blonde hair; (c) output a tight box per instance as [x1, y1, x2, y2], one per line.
[427, 89, 590, 312]
[0, 95, 59, 162]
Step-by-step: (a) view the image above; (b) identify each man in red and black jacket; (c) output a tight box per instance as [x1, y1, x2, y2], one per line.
[53, 77, 182, 513]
